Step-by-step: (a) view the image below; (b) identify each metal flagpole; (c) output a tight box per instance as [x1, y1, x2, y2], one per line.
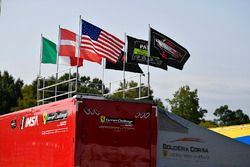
[55, 25, 61, 101]
[102, 58, 105, 95]
[0, 0, 2, 16]
[37, 34, 43, 105]
[76, 15, 82, 93]
[123, 33, 127, 99]
[38, 34, 43, 79]
[147, 24, 151, 98]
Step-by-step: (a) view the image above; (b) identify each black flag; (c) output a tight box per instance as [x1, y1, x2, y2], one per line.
[149, 28, 190, 70]
[127, 36, 168, 71]
[105, 53, 143, 74]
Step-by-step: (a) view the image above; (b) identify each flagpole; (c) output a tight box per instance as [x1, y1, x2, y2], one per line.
[102, 58, 105, 95]
[76, 15, 82, 94]
[147, 24, 151, 98]
[0, 0, 2, 16]
[37, 34, 43, 105]
[55, 25, 61, 101]
[56, 25, 61, 77]
[39, 34, 43, 78]
[123, 33, 127, 99]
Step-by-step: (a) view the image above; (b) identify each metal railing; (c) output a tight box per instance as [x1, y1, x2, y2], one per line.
[103, 73, 150, 100]
[37, 69, 150, 105]
[37, 68, 77, 105]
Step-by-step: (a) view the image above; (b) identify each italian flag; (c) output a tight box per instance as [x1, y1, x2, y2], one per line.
[41, 36, 83, 67]
[42, 37, 57, 64]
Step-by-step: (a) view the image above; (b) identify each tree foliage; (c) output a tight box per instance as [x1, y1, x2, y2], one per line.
[2, 70, 249, 128]
[153, 98, 165, 110]
[11, 73, 107, 111]
[0, 71, 23, 115]
[199, 120, 217, 128]
[12, 84, 37, 111]
[110, 80, 167, 109]
[111, 80, 153, 100]
[214, 105, 250, 126]
[167, 85, 207, 124]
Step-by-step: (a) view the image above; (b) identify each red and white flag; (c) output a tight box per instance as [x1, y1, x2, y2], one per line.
[59, 28, 83, 67]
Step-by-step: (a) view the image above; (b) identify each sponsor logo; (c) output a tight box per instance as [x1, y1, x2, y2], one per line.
[20, 115, 39, 129]
[11, 120, 17, 129]
[155, 38, 184, 61]
[162, 144, 209, 153]
[135, 112, 150, 119]
[162, 137, 210, 161]
[20, 116, 26, 129]
[99, 115, 134, 126]
[25, 116, 39, 128]
[43, 110, 68, 124]
[83, 108, 100, 116]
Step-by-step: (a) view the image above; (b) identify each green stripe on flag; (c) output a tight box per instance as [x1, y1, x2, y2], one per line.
[42, 37, 57, 64]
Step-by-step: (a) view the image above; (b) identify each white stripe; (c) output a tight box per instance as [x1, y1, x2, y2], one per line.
[99, 33, 123, 50]
[58, 56, 71, 66]
[81, 35, 121, 59]
[81, 42, 118, 60]
[81, 39, 119, 59]
[82, 49, 96, 55]
[60, 39, 76, 46]
[101, 31, 124, 47]
[82, 34, 122, 53]
[98, 36, 122, 54]
[81, 44, 117, 62]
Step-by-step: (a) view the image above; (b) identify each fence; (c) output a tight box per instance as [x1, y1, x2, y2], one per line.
[37, 68, 150, 105]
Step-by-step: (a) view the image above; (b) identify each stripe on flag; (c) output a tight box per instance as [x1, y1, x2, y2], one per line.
[59, 28, 77, 58]
[59, 28, 83, 67]
[81, 20, 125, 63]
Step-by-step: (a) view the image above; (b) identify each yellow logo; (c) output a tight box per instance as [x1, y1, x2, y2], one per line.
[100, 115, 106, 123]
[162, 150, 168, 157]
[43, 112, 48, 124]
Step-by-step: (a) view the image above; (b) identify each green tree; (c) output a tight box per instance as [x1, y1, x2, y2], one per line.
[167, 85, 207, 124]
[214, 105, 249, 126]
[109, 80, 166, 109]
[13, 73, 108, 111]
[111, 80, 153, 100]
[12, 84, 37, 111]
[199, 120, 217, 128]
[0, 71, 23, 115]
[153, 98, 165, 109]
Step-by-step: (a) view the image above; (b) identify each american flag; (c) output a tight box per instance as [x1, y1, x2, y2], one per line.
[81, 20, 125, 63]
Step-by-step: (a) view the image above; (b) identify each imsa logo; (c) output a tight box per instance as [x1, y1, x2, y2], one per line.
[25, 116, 39, 127]
[21, 116, 39, 129]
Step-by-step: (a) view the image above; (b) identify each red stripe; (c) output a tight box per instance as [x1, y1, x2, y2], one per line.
[82, 42, 119, 60]
[102, 30, 125, 46]
[81, 37, 120, 60]
[100, 32, 124, 49]
[80, 50, 102, 64]
[98, 36, 122, 54]
[70, 57, 83, 67]
[81, 38, 120, 58]
[82, 48, 116, 63]
[59, 45, 75, 57]
[60, 28, 77, 41]
[81, 44, 117, 62]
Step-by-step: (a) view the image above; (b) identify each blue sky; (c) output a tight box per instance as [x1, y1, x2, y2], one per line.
[0, 0, 250, 119]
